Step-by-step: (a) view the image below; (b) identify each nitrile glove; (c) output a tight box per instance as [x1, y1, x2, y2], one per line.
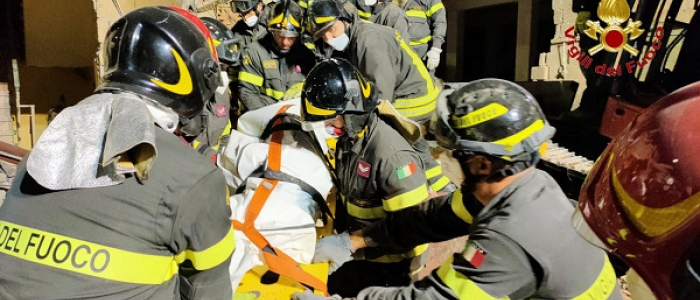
[312, 232, 354, 274]
[425, 47, 442, 70]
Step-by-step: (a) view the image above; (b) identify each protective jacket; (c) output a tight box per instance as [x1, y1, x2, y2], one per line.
[0, 128, 235, 300]
[353, 169, 623, 300]
[192, 89, 232, 157]
[399, 0, 446, 58]
[238, 33, 316, 111]
[338, 21, 439, 121]
[369, 2, 410, 43]
[335, 113, 436, 262]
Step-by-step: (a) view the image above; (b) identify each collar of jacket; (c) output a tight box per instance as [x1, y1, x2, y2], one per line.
[474, 168, 538, 223]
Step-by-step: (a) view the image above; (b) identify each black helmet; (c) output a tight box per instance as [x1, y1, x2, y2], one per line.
[307, 0, 352, 39]
[232, 0, 261, 14]
[433, 78, 555, 162]
[200, 17, 238, 65]
[267, 0, 304, 37]
[300, 58, 377, 126]
[99, 6, 220, 119]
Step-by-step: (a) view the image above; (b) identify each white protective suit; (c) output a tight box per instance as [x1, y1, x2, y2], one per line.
[217, 99, 334, 289]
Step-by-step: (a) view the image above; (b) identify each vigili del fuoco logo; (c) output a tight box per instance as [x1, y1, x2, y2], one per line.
[564, 0, 664, 77]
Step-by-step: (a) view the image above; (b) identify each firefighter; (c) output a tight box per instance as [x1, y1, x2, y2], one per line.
[307, 0, 440, 123]
[197, 17, 235, 157]
[395, 0, 446, 71]
[0, 6, 234, 299]
[237, 0, 316, 111]
[298, 78, 623, 300]
[297, 58, 451, 297]
[574, 82, 700, 300]
[366, 0, 410, 43]
[231, 0, 269, 45]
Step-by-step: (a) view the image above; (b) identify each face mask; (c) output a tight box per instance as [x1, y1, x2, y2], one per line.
[325, 125, 345, 138]
[326, 33, 350, 51]
[244, 15, 259, 28]
[364, 0, 378, 6]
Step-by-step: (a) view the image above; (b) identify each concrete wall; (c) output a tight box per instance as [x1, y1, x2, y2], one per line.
[15, 0, 181, 149]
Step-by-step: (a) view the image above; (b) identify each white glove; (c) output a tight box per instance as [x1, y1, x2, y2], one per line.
[312, 233, 354, 274]
[292, 290, 343, 300]
[425, 47, 442, 70]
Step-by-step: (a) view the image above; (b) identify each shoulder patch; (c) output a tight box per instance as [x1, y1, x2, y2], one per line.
[357, 160, 371, 178]
[263, 60, 277, 69]
[396, 161, 416, 180]
[463, 240, 487, 268]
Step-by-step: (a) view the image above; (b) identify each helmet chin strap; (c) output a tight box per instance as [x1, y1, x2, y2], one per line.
[484, 152, 539, 182]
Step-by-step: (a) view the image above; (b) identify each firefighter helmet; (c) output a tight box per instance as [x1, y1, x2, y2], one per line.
[433, 78, 554, 163]
[99, 6, 220, 119]
[306, 0, 352, 39]
[267, 0, 304, 37]
[575, 81, 700, 300]
[300, 58, 377, 125]
[200, 17, 238, 65]
[231, 0, 261, 14]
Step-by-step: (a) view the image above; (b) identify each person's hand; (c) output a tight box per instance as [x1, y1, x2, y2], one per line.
[312, 233, 354, 274]
[425, 47, 442, 70]
[291, 289, 342, 300]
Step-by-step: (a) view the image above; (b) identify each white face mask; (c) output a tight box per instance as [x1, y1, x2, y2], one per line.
[244, 15, 259, 28]
[326, 33, 350, 51]
[364, 0, 378, 6]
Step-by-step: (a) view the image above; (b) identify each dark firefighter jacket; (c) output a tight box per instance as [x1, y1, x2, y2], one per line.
[337, 20, 440, 121]
[0, 128, 235, 300]
[238, 33, 316, 111]
[353, 169, 623, 300]
[399, 0, 446, 58]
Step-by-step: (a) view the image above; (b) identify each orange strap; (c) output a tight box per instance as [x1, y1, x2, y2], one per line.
[232, 104, 328, 295]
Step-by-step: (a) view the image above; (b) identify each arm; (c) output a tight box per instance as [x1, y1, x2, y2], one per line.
[352, 231, 539, 300]
[359, 150, 469, 249]
[174, 169, 236, 300]
[355, 32, 398, 101]
[426, 0, 446, 49]
[238, 47, 278, 110]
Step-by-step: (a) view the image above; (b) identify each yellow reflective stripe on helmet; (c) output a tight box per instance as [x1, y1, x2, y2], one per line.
[151, 48, 193, 95]
[304, 98, 337, 116]
[269, 14, 301, 28]
[410, 35, 432, 46]
[0, 220, 179, 285]
[239, 71, 264, 86]
[346, 202, 386, 219]
[358, 10, 371, 19]
[430, 175, 451, 192]
[426, 3, 445, 17]
[450, 189, 473, 224]
[370, 243, 428, 263]
[314, 16, 336, 24]
[263, 87, 284, 100]
[437, 256, 506, 299]
[298, 0, 308, 8]
[571, 256, 617, 300]
[406, 10, 427, 18]
[425, 165, 443, 179]
[492, 119, 545, 152]
[383, 184, 429, 212]
[450, 103, 509, 129]
[175, 226, 235, 271]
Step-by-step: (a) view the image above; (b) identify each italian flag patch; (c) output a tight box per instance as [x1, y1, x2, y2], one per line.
[396, 162, 417, 180]
[464, 241, 486, 268]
